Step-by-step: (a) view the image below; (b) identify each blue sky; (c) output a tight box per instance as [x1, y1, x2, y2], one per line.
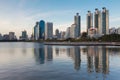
[0, 0, 120, 37]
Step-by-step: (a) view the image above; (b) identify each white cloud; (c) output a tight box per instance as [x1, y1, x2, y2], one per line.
[110, 16, 120, 28]
[110, 17, 120, 22]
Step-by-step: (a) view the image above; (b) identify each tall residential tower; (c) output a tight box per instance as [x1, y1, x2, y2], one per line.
[74, 13, 81, 37]
[87, 11, 93, 33]
[102, 7, 109, 35]
[94, 8, 102, 34]
[34, 22, 39, 40]
[45, 22, 53, 40]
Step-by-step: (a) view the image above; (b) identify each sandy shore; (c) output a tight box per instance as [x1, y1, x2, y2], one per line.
[44, 42, 120, 46]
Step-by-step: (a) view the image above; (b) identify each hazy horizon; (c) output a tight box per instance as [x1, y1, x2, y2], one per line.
[0, 0, 120, 38]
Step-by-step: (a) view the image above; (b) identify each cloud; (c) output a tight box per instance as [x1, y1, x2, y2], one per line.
[25, 9, 76, 21]
[110, 17, 120, 22]
[0, 0, 84, 37]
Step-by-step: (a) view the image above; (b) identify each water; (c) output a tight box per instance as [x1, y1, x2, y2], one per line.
[0, 42, 120, 80]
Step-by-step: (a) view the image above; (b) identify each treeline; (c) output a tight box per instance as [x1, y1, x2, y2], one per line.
[99, 34, 120, 42]
[45, 34, 120, 42]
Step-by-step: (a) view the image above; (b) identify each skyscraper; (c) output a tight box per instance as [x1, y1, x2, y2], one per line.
[87, 11, 93, 33]
[102, 7, 109, 35]
[20, 30, 28, 40]
[55, 29, 60, 39]
[70, 24, 78, 38]
[39, 20, 45, 39]
[0, 34, 2, 40]
[94, 8, 102, 34]
[22, 30, 28, 39]
[64, 27, 71, 39]
[45, 22, 53, 40]
[9, 32, 16, 40]
[74, 13, 81, 37]
[34, 22, 39, 40]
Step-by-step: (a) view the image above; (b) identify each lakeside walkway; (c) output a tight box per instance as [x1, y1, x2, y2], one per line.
[44, 42, 120, 46]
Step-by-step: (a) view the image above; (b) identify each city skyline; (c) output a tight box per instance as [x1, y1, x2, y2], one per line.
[0, 0, 120, 37]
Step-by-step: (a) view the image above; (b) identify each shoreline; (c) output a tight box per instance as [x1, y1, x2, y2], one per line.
[44, 42, 120, 46]
[0, 41, 120, 46]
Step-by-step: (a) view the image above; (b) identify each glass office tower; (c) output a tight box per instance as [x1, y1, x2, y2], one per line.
[39, 20, 45, 39]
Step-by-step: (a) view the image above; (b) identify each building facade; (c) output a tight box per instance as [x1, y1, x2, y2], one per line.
[45, 22, 53, 40]
[117, 27, 120, 34]
[0, 34, 2, 40]
[55, 29, 60, 39]
[102, 7, 109, 35]
[70, 24, 78, 38]
[87, 11, 93, 33]
[9, 32, 16, 40]
[39, 20, 45, 39]
[20, 30, 28, 40]
[94, 8, 102, 34]
[74, 13, 81, 37]
[64, 27, 71, 39]
[34, 22, 39, 40]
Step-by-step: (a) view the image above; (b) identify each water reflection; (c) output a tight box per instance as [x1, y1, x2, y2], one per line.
[86, 46, 109, 75]
[1, 42, 120, 80]
[33, 46, 111, 74]
[45, 46, 53, 61]
[34, 46, 53, 64]
[34, 47, 45, 64]
[69, 47, 81, 71]
[55, 48, 59, 56]
[30, 45, 120, 80]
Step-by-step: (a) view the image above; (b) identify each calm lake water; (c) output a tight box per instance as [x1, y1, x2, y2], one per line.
[0, 42, 120, 80]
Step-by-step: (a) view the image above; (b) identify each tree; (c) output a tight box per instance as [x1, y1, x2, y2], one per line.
[81, 32, 87, 38]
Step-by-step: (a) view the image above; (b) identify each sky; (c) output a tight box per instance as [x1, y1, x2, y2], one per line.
[0, 0, 120, 38]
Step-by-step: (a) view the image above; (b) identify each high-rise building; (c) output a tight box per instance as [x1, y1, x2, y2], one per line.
[64, 27, 71, 39]
[87, 11, 93, 33]
[70, 24, 78, 38]
[94, 8, 102, 34]
[45, 22, 53, 40]
[39, 20, 45, 39]
[117, 27, 120, 34]
[55, 29, 60, 39]
[20, 30, 28, 40]
[60, 31, 65, 39]
[102, 7, 109, 35]
[30, 33, 34, 40]
[34, 22, 39, 40]
[74, 13, 81, 37]
[0, 34, 2, 40]
[9, 32, 16, 40]
[3, 34, 9, 40]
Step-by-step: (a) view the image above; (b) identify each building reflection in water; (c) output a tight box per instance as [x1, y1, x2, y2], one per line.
[33, 45, 109, 75]
[66, 48, 71, 57]
[70, 47, 81, 71]
[34, 46, 53, 64]
[45, 46, 53, 61]
[86, 46, 109, 75]
[34, 47, 45, 64]
[55, 48, 59, 56]
[102, 47, 109, 74]
[94, 46, 102, 73]
[87, 46, 94, 73]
